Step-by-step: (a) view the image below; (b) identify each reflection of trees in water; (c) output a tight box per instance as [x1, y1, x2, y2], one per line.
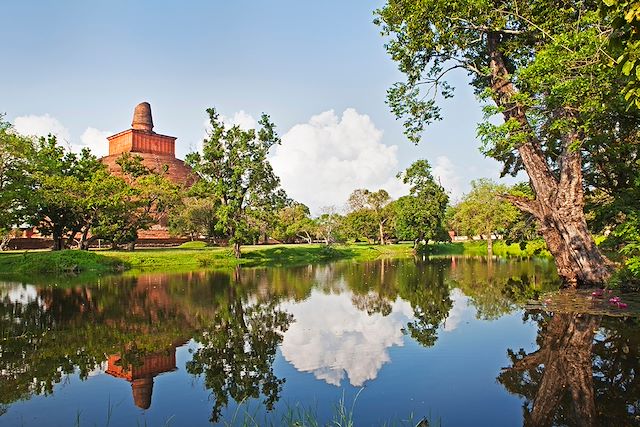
[499, 311, 640, 427]
[336, 257, 453, 347]
[0, 274, 219, 410]
[0, 256, 564, 420]
[447, 257, 560, 320]
[186, 298, 292, 423]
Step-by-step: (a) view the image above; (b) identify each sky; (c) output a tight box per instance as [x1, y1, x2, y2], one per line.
[0, 0, 523, 213]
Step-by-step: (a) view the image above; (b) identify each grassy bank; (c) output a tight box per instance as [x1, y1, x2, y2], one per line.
[0, 243, 415, 275]
[427, 239, 551, 257]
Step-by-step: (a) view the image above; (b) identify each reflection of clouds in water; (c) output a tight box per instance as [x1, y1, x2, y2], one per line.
[443, 289, 468, 332]
[0, 284, 39, 305]
[280, 291, 414, 387]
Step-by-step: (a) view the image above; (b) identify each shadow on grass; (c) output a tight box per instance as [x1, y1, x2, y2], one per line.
[241, 245, 360, 268]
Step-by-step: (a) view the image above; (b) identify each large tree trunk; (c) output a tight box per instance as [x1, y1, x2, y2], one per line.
[487, 33, 611, 288]
[379, 221, 385, 245]
[233, 241, 242, 259]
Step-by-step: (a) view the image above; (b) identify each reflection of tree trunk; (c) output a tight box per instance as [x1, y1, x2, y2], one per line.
[508, 313, 598, 427]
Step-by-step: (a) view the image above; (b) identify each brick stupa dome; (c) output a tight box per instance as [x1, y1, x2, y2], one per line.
[101, 102, 194, 239]
[101, 102, 193, 186]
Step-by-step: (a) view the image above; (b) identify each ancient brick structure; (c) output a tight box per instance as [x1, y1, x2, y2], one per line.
[101, 102, 194, 239]
[101, 102, 194, 186]
[106, 345, 182, 409]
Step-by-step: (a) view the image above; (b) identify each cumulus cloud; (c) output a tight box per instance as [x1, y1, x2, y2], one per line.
[223, 110, 258, 131]
[432, 155, 463, 202]
[442, 288, 469, 332]
[280, 289, 414, 387]
[13, 114, 70, 142]
[76, 127, 112, 157]
[270, 109, 407, 213]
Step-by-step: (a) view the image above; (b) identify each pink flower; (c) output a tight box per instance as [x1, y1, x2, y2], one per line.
[617, 302, 628, 309]
[592, 289, 604, 298]
[609, 297, 621, 303]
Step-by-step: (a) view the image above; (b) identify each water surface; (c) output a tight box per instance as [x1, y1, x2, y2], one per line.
[1, 256, 638, 426]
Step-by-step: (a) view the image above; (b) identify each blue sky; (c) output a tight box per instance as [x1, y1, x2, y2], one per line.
[1, 0, 521, 212]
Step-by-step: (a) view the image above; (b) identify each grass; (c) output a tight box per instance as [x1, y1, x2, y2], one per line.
[0, 243, 415, 276]
[0, 249, 125, 275]
[427, 239, 551, 258]
[0, 240, 553, 277]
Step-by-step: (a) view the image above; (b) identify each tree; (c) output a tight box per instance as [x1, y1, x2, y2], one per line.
[343, 209, 379, 243]
[272, 202, 315, 244]
[0, 118, 34, 250]
[603, 0, 640, 107]
[92, 153, 181, 250]
[451, 179, 520, 255]
[315, 206, 344, 245]
[375, 1, 625, 286]
[186, 108, 286, 258]
[29, 137, 104, 250]
[347, 189, 393, 244]
[392, 160, 448, 248]
[169, 197, 220, 241]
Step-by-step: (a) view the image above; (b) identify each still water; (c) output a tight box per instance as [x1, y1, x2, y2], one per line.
[0, 257, 638, 426]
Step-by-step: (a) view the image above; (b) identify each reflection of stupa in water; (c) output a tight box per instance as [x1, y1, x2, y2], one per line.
[105, 342, 185, 409]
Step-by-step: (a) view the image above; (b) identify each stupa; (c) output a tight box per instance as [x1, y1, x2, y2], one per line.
[101, 102, 193, 185]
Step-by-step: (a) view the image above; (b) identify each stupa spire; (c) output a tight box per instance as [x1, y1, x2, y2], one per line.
[132, 102, 154, 132]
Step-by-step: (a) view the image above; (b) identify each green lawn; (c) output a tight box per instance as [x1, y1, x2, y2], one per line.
[0, 240, 555, 277]
[0, 243, 415, 275]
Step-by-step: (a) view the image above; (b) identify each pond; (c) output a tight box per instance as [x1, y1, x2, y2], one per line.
[1, 256, 638, 426]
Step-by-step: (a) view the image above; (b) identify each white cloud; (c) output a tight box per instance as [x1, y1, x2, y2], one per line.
[14, 114, 70, 142]
[432, 155, 463, 202]
[442, 288, 469, 332]
[280, 289, 414, 387]
[270, 109, 407, 214]
[223, 110, 257, 131]
[76, 127, 112, 157]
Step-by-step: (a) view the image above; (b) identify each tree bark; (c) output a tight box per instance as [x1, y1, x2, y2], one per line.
[486, 234, 493, 256]
[379, 221, 385, 245]
[52, 232, 64, 251]
[0, 233, 11, 251]
[486, 32, 611, 287]
[78, 226, 91, 251]
[233, 241, 242, 259]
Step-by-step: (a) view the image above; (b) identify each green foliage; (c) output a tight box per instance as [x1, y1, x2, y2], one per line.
[346, 188, 393, 244]
[392, 160, 448, 245]
[186, 300, 293, 423]
[272, 202, 315, 244]
[343, 209, 378, 242]
[314, 208, 345, 245]
[186, 108, 287, 257]
[603, 0, 640, 107]
[450, 179, 520, 245]
[0, 118, 34, 246]
[29, 136, 105, 250]
[169, 197, 220, 241]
